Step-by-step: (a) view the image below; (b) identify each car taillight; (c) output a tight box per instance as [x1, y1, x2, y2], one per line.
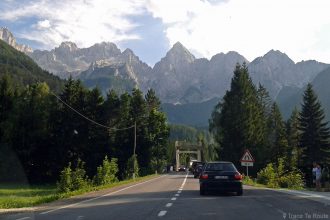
[234, 173, 242, 180]
[200, 173, 208, 179]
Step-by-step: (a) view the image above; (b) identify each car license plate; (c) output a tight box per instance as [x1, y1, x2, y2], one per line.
[215, 176, 228, 179]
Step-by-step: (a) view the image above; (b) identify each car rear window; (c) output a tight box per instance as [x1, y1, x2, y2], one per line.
[204, 163, 237, 171]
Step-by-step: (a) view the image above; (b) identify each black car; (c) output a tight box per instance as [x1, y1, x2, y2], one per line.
[199, 161, 243, 196]
[191, 161, 204, 177]
[193, 164, 204, 178]
[178, 166, 186, 172]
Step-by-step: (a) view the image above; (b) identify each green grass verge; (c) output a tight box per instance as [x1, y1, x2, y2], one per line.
[0, 174, 159, 209]
[243, 176, 305, 190]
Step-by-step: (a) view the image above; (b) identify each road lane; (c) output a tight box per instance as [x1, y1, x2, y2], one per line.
[1, 173, 187, 220]
[2, 173, 330, 220]
[165, 174, 330, 220]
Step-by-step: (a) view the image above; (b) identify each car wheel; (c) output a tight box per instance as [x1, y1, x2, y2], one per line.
[236, 190, 243, 196]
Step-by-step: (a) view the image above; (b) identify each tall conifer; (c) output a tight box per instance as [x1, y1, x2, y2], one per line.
[298, 84, 330, 166]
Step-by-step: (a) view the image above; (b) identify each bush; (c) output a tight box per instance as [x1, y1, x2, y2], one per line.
[93, 156, 119, 186]
[278, 170, 304, 189]
[150, 158, 167, 174]
[125, 155, 139, 179]
[57, 163, 73, 193]
[71, 159, 90, 190]
[242, 175, 255, 185]
[256, 158, 304, 189]
[257, 163, 278, 188]
[57, 159, 90, 193]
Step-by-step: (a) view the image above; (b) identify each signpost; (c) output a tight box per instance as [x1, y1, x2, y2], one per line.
[240, 149, 255, 177]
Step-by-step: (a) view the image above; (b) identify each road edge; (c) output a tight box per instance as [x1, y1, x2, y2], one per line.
[0, 174, 166, 215]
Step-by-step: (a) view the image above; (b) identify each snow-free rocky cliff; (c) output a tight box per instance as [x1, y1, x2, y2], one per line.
[1, 28, 329, 104]
[0, 27, 33, 54]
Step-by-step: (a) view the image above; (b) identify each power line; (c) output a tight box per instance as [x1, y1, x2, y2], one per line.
[50, 91, 134, 131]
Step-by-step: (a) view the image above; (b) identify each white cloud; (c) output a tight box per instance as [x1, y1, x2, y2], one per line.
[36, 20, 51, 29]
[0, 0, 146, 48]
[146, 0, 330, 63]
[1, 0, 330, 64]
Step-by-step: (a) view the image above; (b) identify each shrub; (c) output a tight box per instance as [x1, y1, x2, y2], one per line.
[57, 163, 73, 193]
[93, 156, 119, 186]
[125, 155, 139, 179]
[242, 175, 255, 185]
[150, 158, 167, 174]
[257, 157, 304, 189]
[257, 163, 278, 188]
[71, 159, 90, 190]
[279, 170, 304, 189]
[57, 159, 90, 193]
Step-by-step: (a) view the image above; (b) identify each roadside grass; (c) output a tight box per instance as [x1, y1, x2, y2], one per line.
[242, 176, 330, 191]
[0, 174, 159, 209]
[242, 176, 266, 188]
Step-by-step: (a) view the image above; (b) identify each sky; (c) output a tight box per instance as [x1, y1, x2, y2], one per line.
[1, 0, 330, 66]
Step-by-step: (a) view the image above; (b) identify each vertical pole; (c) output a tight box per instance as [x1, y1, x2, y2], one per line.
[133, 121, 137, 180]
[246, 166, 249, 177]
[134, 121, 136, 156]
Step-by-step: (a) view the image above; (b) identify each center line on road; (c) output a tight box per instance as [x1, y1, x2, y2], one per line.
[158, 210, 167, 217]
[40, 175, 167, 215]
[16, 217, 31, 220]
[177, 190, 182, 193]
[178, 173, 189, 191]
[171, 197, 177, 201]
[175, 194, 180, 196]
[166, 203, 173, 207]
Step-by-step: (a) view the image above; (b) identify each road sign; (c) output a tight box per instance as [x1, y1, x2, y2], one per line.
[241, 162, 253, 167]
[240, 149, 255, 177]
[240, 149, 255, 162]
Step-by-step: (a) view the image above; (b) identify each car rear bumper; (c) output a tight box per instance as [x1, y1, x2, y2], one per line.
[200, 180, 242, 192]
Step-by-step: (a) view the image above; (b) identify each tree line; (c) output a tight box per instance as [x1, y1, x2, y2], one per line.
[209, 63, 330, 185]
[0, 75, 169, 183]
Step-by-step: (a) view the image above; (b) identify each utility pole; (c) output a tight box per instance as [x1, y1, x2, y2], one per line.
[133, 121, 137, 180]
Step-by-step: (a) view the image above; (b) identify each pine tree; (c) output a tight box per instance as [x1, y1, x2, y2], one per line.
[145, 89, 161, 112]
[209, 63, 265, 170]
[267, 102, 289, 163]
[130, 88, 149, 173]
[0, 75, 15, 140]
[286, 108, 300, 168]
[298, 84, 330, 166]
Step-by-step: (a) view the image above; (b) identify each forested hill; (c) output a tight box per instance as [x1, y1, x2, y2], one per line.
[0, 40, 63, 92]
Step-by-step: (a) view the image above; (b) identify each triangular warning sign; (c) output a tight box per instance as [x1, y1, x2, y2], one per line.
[240, 149, 255, 162]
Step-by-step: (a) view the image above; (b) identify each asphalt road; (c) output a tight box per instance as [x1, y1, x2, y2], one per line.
[2, 173, 330, 220]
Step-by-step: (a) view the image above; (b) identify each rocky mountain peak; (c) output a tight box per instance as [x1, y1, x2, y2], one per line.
[58, 41, 79, 52]
[0, 27, 33, 53]
[122, 48, 134, 55]
[263, 49, 294, 65]
[166, 42, 195, 63]
[0, 27, 14, 44]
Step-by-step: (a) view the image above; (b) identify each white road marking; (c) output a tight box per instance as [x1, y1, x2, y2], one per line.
[40, 175, 167, 215]
[171, 197, 177, 201]
[265, 203, 273, 207]
[175, 194, 180, 197]
[16, 217, 31, 220]
[177, 190, 182, 193]
[158, 210, 167, 217]
[166, 203, 173, 207]
[76, 216, 85, 220]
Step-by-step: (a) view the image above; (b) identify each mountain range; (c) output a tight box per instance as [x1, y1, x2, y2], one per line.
[1, 27, 330, 126]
